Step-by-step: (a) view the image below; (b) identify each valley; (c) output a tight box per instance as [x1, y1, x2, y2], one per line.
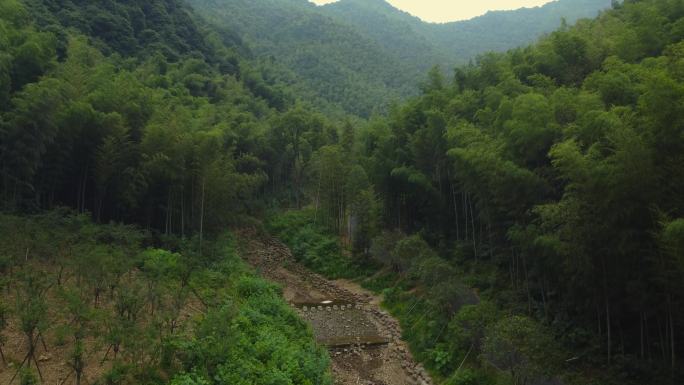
[239, 230, 432, 385]
[1, 0, 683, 384]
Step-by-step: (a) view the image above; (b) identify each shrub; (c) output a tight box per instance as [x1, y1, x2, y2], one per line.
[445, 369, 493, 385]
[482, 316, 561, 385]
[268, 211, 360, 279]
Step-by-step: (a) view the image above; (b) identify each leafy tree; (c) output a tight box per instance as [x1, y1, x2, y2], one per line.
[12, 270, 50, 382]
[482, 316, 559, 385]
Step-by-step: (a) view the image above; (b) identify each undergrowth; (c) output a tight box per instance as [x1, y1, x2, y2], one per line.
[0, 210, 332, 385]
[267, 209, 374, 279]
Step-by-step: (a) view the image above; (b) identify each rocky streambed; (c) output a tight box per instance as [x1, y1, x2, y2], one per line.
[239, 230, 434, 385]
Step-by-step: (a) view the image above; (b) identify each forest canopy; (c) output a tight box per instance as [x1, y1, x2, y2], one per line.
[1, 0, 683, 384]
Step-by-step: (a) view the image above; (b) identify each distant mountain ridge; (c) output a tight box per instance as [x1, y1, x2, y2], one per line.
[189, 0, 613, 116]
[320, 0, 613, 66]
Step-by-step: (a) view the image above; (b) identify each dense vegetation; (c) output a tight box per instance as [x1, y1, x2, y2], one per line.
[269, 1, 684, 384]
[0, 1, 333, 383]
[2, 0, 684, 384]
[187, 0, 415, 117]
[320, 0, 612, 68]
[0, 0, 339, 233]
[189, 0, 612, 116]
[22, 0, 214, 59]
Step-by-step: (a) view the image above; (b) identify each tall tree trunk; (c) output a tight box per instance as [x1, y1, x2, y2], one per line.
[597, 302, 602, 338]
[658, 316, 666, 362]
[463, 192, 468, 241]
[314, 170, 321, 224]
[191, 176, 195, 232]
[541, 274, 548, 319]
[165, 190, 171, 235]
[181, 184, 185, 238]
[452, 182, 459, 240]
[487, 217, 493, 258]
[80, 165, 88, 214]
[523, 253, 532, 315]
[602, 258, 611, 364]
[606, 299, 612, 364]
[641, 312, 645, 360]
[199, 177, 205, 256]
[468, 193, 477, 259]
[619, 320, 625, 355]
[668, 295, 675, 371]
[646, 315, 652, 362]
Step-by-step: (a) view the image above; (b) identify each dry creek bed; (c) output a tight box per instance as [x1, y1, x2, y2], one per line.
[239, 231, 434, 385]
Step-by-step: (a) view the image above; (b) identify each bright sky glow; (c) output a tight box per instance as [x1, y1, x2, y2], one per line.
[310, 0, 554, 23]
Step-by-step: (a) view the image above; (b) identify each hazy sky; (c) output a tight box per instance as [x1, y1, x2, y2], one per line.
[310, 0, 554, 23]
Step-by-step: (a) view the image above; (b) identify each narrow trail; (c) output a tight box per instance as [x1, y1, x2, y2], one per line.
[239, 230, 433, 385]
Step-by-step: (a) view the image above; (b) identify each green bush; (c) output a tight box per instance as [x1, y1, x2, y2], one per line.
[170, 373, 210, 385]
[19, 368, 38, 385]
[445, 369, 493, 385]
[167, 233, 332, 385]
[268, 210, 365, 279]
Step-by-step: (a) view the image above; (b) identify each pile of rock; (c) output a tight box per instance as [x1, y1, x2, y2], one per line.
[330, 343, 366, 357]
[369, 311, 433, 385]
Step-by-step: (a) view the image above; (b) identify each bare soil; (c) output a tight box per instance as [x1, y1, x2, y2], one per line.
[239, 230, 434, 385]
[0, 269, 203, 385]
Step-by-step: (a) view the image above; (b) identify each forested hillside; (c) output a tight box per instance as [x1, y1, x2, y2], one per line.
[0, 1, 334, 383]
[190, 0, 612, 116]
[320, 0, 612, 67]
[2, 0, 684, 384]
[187, 0, 417, 117]
[268, 1, 684, 384]
[426, 0, 612, 58]
[0, 0, 333, 230]
[22, 0, 214, 59]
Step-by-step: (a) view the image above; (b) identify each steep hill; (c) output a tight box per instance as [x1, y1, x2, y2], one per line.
[321, 0, 613, 66]
[23, 0, 214, 59]
[189, 0, 613, 116]
[188, 0, 417, 117]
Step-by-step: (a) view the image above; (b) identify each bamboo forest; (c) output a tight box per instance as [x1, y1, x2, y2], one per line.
[0, 0, 682, 384]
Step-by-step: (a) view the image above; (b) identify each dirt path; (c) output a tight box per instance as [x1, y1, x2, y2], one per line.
[239, 231, 433, 385]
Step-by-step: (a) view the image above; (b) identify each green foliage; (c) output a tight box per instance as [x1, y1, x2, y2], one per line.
[0, 211, 331, 385]
[188, 0, 611, 116]
[23, 0, 213, 60]
[169, 374, 210, 385]
[169, 238, 332, 385]
[141, 249, 182, 282]
[482, 316, 560, 384]
[0, 0, 278, 230]
[444, 369, 493, 385]
[0, 298, 8, 353]
[448, 302, 500, 350]
[188, 0, 415, 117]
[19, 368, 38, 385]
[268, 210, 365, 279]
[2, 0, 684, 384]
[335, 1, 684, 383]
[660, 218, 684, 269]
